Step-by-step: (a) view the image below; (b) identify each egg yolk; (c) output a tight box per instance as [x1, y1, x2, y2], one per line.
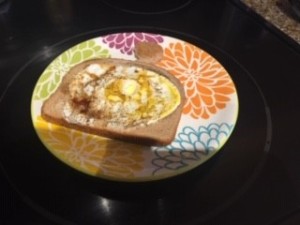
[69, 63, 181, 127]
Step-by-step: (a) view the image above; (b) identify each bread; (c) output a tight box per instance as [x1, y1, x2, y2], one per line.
[41, 58, 185, 146]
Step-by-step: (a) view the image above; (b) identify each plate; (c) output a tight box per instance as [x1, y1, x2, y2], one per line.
[31, 32, 239, 182]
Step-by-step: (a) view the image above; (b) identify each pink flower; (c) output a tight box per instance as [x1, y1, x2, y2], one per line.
[102, 32, 164, 55]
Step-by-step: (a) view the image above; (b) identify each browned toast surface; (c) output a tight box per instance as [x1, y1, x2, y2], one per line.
[41, 58, 185, 146]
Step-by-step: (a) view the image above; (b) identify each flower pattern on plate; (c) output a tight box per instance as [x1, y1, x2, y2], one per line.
[35, 117, 145, 178]
[31, 33, 239, 181]
[157, 42, 236, 119]
[33, 40, 110, 100]
[151, 123, 234, 174]
[102, 32, 164, 55]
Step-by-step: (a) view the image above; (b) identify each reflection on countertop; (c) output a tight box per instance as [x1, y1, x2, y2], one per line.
[240, 0, 300, 45]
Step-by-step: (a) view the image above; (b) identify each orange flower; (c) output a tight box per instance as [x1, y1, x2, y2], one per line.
[157, 42, 236, 119]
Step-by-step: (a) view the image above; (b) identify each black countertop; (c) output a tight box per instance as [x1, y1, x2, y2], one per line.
[1, 0, 300, 224]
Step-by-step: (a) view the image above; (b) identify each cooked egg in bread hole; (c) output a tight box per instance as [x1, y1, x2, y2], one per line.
[67, 62, 181, 127]
[41, 42, 186, 146]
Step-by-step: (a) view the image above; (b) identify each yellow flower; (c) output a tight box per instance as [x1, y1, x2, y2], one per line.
[35, 117, 145, 179]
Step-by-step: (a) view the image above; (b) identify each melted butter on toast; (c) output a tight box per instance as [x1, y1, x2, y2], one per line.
[65, 63, 181, 127]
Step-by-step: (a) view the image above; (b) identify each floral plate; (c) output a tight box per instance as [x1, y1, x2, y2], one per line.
[31, 32, 239, 182]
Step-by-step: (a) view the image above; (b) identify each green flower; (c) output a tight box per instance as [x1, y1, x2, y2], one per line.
[33, 40, 110, 100]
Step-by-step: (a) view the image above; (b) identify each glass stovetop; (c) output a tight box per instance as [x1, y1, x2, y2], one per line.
[0, 0, 300, 225]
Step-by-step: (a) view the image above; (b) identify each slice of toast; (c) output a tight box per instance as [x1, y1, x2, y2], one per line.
[41, 58, 185, 146]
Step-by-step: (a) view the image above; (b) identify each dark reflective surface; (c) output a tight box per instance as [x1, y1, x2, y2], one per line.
[1, 0, 300, 224]
[0, 27, 271, 225]
[100, 0, 194, 14]
[289, 0, 300, 19]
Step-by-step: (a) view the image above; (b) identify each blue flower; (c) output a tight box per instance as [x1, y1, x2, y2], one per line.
[152, 123, 234, 174]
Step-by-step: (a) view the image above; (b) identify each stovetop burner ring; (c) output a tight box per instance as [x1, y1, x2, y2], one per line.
[99, 0, 194, 14]
[0, 26, 272, 225]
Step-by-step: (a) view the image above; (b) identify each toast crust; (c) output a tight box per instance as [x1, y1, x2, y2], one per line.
[41, 58, 185, 146]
